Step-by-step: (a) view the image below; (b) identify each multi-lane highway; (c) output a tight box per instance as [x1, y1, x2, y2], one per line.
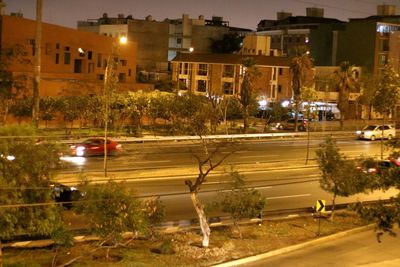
[59, 137, 398, 221]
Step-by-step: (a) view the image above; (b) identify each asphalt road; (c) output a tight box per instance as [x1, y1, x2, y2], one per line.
[58, 137, 397, 221]
[240, 228, 400, 267]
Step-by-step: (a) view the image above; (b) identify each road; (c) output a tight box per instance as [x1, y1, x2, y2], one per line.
[240, 228, 400, 267]
[58, 137, 398, 221]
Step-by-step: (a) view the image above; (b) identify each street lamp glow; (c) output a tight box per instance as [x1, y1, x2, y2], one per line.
[119, 36, 127, 44]
[189, 47, 194, 53]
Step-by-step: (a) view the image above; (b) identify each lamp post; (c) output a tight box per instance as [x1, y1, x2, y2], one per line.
[103, 36, 127, 177]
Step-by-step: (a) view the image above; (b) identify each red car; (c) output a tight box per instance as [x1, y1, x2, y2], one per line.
[70, 138, 122, 156]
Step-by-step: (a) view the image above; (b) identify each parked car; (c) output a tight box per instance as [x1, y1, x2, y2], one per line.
[69, 138, 122, 156]
[356, 125, 396, 140]
[277, 119, 308, 131]
[50, 182, 82, 208]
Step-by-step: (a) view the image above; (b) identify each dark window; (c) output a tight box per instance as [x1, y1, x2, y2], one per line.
[223, 82, 233, 95]
[120, 59, 127, 66]
[74, 59, 82, 73]
[128, 69, 132, 76]
[198, 64, 208, 76]
[278, 85, 282, 93]
[278, 68, 283, 75]
[97, 74, 104, 80]
[64, 52, 70, 64]
[97, 54, 102, 68]
[87, 51, 93, 60]
[197, 80, 207, 92]
[118, 73, 126, 82]
[56, 43, 60, 49]
[223, 65, 234, 77]
[55, 53, 60, 64]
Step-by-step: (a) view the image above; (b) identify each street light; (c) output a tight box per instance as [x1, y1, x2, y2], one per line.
[103, 36, 127, 177]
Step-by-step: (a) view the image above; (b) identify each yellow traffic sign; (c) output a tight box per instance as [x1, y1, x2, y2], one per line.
[316, 200, 326, 213]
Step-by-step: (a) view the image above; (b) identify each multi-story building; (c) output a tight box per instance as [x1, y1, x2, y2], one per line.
[257, 8, 346, 66]
[78, 14, 251, 76]
[0, 14, 139, 97]
[336, 6, 400, 76]
[171, 53, 291, 104]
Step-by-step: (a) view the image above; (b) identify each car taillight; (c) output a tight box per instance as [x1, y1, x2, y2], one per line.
[368, 168, 377, 173]
[116, 144, 122, 149]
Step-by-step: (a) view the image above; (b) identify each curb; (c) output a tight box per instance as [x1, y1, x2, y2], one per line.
[212, 224, 375, 267]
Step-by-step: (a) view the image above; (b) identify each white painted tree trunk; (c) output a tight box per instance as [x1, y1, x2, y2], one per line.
[190, 192, 210, 247]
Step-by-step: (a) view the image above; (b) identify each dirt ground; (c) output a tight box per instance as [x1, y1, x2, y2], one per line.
[3, 211, 368, 267]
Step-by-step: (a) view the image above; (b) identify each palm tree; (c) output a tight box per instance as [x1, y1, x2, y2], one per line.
[290, 46, 314, 132]
[335, 61, 356, 130]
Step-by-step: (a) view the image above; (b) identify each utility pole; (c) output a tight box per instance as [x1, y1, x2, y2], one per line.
[32, 0, 42, 128]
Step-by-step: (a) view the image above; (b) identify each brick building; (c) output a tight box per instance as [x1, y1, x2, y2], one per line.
[171, 53, 292, 104]
[0, 14, 139, 98]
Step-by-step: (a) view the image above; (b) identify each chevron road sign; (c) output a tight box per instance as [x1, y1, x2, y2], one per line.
[316, 199, 326, 213]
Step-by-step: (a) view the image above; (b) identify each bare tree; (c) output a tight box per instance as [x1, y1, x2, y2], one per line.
[184, 139, 235, 247]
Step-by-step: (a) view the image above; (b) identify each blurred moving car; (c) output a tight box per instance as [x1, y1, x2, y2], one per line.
[69, 138, 122, 156]
[357, 159, 399, 174]
[275, 119, 308, 131]
[356, 125, 396, 140]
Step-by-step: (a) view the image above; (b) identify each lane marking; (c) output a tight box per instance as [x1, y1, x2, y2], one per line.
[267, 193, 311, 200]
[239, 155, 279, 159]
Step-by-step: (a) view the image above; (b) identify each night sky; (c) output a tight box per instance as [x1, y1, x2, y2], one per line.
[4, 0, 400, 30]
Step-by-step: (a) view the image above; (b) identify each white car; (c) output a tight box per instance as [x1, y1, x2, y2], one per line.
[356, 125, 396, 140]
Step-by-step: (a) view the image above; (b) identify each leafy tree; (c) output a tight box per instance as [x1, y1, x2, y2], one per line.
[0, 125, 67, 264]
[75, 180, 154, 261]
[9, 96, 33, 124]
[58, 96, 81, 135]
[0, 45, 29, 125]
[289, 46, 314, 132]
[315, 137, 365, 220]
[184, 139, 235, 247]
[335, 61, 357, 130]
[211, 170, 266, 238]
[371, 65, 400, 159]
[39, 97, 60, 128]
[239, 57, 260, 133]
[210, 33, 244, 54]
[357, 72, 378, 120]
[352, 139, 400, 241]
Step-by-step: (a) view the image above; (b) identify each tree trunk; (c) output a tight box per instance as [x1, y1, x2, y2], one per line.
[190, 192, 210, 247]
[243, 106, 249, 133]
[331, 194, 336, 221]
[339, 116, 344, 131]
[0, 240, 3, 267]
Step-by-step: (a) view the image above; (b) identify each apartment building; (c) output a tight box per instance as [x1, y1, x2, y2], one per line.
[336, 13, 400, 75]
[78, 14, 251, 76]
[0, 14, 138, 97]
[257, 8, 346, 66]
[171, 53, 291, 104]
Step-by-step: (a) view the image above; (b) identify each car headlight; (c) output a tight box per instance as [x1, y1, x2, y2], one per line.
[76, 146, 86, 156]
[356, 130, 361, 134]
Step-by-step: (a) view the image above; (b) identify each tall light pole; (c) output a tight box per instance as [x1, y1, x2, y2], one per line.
[32, 0, 42, 128]
[103, 36, 127, 177]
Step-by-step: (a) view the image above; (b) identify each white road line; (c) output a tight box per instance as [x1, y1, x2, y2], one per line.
[239, 155, 279, 158]
[267, 193, 311, 200]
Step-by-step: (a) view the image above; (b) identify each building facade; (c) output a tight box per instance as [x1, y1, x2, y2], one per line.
[171, 53, 292, 104]
[336, 15, 400, 76]
[78, 14, 252, 76]
[0, 14, 139, 97]
[257, 8, 346, 66]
